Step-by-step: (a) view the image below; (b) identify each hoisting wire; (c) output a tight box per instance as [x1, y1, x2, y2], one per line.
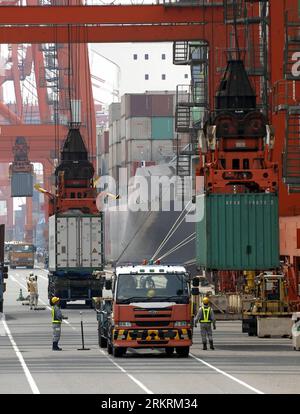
[151, 200, 193, 261]
[157, 233, 196, 262]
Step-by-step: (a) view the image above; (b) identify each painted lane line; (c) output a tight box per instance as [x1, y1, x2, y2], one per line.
[0, 313, 6, 336]
[1, 313, 40, 394]
[189, 353, 264, 394]
[100, 350, 153, 395]
[12, 275, 77, 331]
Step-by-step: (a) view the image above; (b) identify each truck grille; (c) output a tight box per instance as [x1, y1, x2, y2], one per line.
[134, 314, 171, 318]
[135, 321, 170, 327]
[133, 307, 172, 311]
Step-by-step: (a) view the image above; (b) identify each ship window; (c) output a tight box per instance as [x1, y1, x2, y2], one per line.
[77, 192, 82, 198]
[162, 53, 166, 60]
[145, 74, 149, 80]
[162, 74, 166, 80]
[133, 54, 137, 60]
[184, 74, 188, 79]
[71, 192, 75, 198]
[232, 159, 240, 169]
[145, 54, 149, 60]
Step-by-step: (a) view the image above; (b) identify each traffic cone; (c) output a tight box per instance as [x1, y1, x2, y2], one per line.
[16, 289, 26, 301]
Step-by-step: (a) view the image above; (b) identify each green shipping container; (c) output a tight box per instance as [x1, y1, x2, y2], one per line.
[196, 193, 279, 270]
[151, 117, 174, 140]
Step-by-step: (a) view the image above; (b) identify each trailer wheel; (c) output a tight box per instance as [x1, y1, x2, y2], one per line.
[176, 347, 190, 358]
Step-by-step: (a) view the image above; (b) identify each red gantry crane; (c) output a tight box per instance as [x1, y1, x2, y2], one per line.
[0, 0, 298, 312]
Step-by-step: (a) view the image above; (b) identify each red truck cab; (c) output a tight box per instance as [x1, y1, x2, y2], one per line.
[98, 264, 192, 357]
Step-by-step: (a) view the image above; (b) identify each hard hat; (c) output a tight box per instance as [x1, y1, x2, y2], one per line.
[147, 289, 156, 298]
[203, 297, 209, 305]
[51, 296, 60, 304]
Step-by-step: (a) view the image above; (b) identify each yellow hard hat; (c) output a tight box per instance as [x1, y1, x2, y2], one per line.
[147, 289, 156, 298]
[203, 297, 209, 305]
[51, 296, 60, 304]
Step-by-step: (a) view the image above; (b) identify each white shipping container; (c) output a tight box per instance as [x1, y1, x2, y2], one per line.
[127, 139, 152, 162]
[108, 146, 113, 169]
[152, 140, 175, 162]
[112, 119, 121, 143]
[115, 142, 121, 166]
[125, 117, 151, 140]
[121, 116, 126, 138]
[49, 214, 103, 271]
[120, 138, 126, 163]
[121, 94, 128, 117]
[109, 126, 113, 146]
[108, 102, 121, 125]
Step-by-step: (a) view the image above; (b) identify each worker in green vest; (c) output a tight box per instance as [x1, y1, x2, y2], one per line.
[194, 296, 216, 350]
[51, 297, 67, 351]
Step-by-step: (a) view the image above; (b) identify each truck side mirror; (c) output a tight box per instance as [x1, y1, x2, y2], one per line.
[105, 279, 112, 290]
[192, 277, 200, 287]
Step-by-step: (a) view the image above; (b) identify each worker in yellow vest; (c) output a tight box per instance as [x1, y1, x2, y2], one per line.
[194, 296, 216, 350]
[51, 297, 67, 351]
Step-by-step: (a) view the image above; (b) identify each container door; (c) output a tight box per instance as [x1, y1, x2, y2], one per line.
[57, 217, 78, 268]
[91, 216, 103, 268]
[81, 217, 92, 268]
[81, 216, 103, 268]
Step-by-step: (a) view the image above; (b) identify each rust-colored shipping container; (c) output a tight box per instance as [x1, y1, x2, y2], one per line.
[151, 94, 174, 117]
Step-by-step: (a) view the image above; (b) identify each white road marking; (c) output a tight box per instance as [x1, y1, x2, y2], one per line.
[0, 313, 6, 336]
[1, 313, 40, 394]
[100, 350, 153, 394]
[11, 274, 77, 331]
[189, 353, 264, 394]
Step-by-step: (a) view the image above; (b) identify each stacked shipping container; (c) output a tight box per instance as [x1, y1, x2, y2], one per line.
[105, 92, 177, 180]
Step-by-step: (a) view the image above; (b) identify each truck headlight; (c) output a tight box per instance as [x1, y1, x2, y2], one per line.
[174, 321, 189, 327]
[118, 322, 132, 327]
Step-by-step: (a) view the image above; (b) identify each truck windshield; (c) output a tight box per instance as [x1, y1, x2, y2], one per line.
[116, 273, 189, 304]
[11, 244, 34, 253]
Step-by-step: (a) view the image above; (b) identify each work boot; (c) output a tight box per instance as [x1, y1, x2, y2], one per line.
[209, 340, 214, 350]
[203, 343, 207, 350]
[52, 342, 62, 351]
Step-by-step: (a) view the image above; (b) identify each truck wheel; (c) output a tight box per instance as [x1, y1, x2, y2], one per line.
[113, 347, 126, 358]
[176, 347, 190, 358]
[165, 347, 174, 356]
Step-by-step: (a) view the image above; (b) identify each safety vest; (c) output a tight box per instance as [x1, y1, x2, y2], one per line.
[200, 306, 212, 323]
[51, 306, 61, 324]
